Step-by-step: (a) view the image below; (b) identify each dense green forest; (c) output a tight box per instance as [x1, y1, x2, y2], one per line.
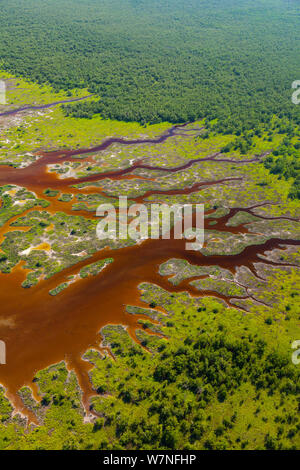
[0, 1, 300, 195]
[0, 1, 300, 450]
[0, 0, 299, 132]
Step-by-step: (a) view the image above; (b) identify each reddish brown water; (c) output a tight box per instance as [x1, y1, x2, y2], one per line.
[0, 124, 298, 421]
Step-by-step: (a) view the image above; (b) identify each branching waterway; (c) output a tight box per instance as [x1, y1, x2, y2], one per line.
[0, 95, 93, 117]
[0, 123, 299, 422]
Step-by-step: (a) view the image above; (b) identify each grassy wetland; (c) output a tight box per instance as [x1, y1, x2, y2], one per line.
[0, 0, 299, 451]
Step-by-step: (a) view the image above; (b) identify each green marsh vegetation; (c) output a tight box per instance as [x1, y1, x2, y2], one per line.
[0, 270, 299, 450]
[0, 0, 299, 451]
